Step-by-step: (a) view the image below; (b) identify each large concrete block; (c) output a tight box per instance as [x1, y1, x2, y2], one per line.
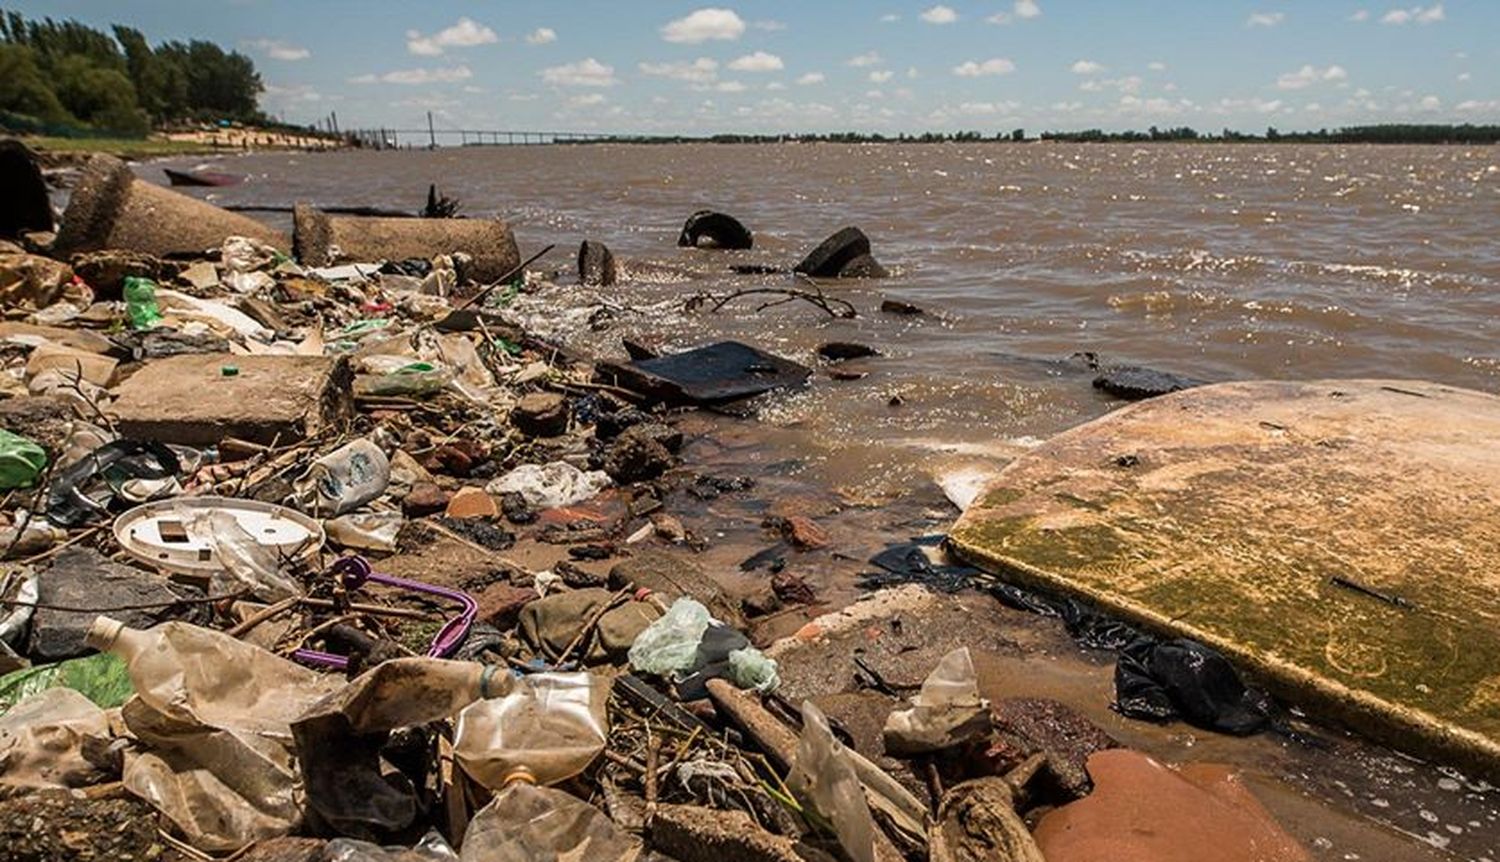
[292, 204, 520, 283]
[109, 354, 352, 446]
[54, 154, 288, 258]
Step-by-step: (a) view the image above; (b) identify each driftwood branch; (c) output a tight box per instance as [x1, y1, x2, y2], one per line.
[684, 286, 856, 319]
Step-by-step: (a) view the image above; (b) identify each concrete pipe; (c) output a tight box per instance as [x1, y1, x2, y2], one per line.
[54, 154, 288, 257]
[293, 203, 521, 283]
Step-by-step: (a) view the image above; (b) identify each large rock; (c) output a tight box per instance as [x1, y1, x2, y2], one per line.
[54, 154, 288, 257]
[293, 204, 520, 284]
[109, 354, 353, 446]
[577, 240, 618, 286]
[677, 210, 753, 250]
[0, 140, 53, 238]
[600, 424, 674, 483]
[951, 379, 1500, 780]
[29, 547, 207, 660]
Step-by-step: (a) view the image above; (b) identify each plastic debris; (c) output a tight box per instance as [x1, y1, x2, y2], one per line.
[294, 438, 392, 517]
[486, 461, 611, 511]
[790, 700, 877, 862]
[883, 647, 992, 755]
[0, 687, 111, 791]
[0, 429, 47, 490]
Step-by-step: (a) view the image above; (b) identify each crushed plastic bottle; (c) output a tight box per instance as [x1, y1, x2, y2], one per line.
[293, 438, 392, 517]
[122, 276, 163, 330]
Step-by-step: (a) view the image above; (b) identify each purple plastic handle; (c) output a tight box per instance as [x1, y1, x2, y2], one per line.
[292, 555, 479, 670]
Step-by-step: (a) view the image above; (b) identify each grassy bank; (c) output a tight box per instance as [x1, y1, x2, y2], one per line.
[20, 135, 222, 160]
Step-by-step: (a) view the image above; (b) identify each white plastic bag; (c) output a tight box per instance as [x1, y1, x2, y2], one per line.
[485, 462, 610, 510]
[626, 597, 710, 678]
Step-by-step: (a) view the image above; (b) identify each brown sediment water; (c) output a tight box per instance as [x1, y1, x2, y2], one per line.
[140, 142, 1500, 858]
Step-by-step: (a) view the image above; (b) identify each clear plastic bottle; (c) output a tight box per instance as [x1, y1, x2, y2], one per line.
[452, 673, 639, 862]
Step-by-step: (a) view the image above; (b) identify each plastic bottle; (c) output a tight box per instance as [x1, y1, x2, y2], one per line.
[293, 438, 392, 517]
[452, 672, 639, 862]
[122, 276, 163, 330]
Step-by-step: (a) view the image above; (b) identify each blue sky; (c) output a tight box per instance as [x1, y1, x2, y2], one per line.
[12, 1, 1497, 134]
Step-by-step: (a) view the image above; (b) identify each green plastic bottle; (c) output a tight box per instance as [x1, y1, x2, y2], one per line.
[122, 276, 163, 330]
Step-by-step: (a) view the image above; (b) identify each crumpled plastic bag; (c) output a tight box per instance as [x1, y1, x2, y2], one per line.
[627, 598, 779, 697]
[790, 700, 877, 862]
[327, 831, 458, 862]
[0, 687, 111, 792]
[486, 461, 611, 511]
[184, 508, 303, 600]
[882, 647, 992, 755]
[459, 783, 641, 862]
[221, 235, 281, 275]
[627, 597, 710, 678]
[1113, 637, 1276, 735]
[326, 511, 404, 553]
[454, 672, 608, 789]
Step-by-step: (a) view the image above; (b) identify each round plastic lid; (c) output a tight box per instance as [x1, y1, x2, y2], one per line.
[113, 495, 325, 574]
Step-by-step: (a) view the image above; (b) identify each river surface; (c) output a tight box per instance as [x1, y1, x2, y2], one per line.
[144, 143, 1500, 860]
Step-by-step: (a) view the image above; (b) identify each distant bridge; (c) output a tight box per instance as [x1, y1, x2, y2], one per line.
[348, 127, 621, 148]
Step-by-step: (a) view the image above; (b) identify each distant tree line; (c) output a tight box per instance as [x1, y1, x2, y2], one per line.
[592, 124, 1500, 146]
[0, 10, 263, 136]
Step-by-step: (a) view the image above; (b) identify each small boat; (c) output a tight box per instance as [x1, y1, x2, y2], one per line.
[163, 168, 242, 187]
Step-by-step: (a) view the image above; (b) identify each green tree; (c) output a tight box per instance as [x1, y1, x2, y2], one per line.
[52, 54, 148, 134]
[0, 42, 72, 123]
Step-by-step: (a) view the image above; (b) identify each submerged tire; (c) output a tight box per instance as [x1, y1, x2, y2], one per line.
[677, 210, 753, 250]
[794, 226, 871, 277]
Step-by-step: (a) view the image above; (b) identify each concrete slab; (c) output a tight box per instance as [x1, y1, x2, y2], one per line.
[950, 379, 1500, 779]
[109, 354, 351, 446]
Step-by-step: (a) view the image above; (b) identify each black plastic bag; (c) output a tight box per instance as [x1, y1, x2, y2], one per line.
[46, 440, 181, 527]
[1113, 637, 1276, 735]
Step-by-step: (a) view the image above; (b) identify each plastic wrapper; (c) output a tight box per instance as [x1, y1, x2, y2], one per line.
[0, 651, 132, 712]
[790, 700, 877, 862]
[627, 597, 710, 678]
[0, 429, 47, 490]
[459, 783, 641, 862]
[727, 647, 780, 693]
[454, 672, 608, 789]
[326, 511, 405, 553]
[185, 507, 303, 600]
[0, 687, 111, 791]
[485, 461, 611, 511]
[293, 438, 392, 517]
[882, 647, 992, 755]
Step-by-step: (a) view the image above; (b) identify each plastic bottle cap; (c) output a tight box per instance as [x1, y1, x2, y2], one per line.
[501, 766, 538, 787]
[84, 615, 126, 652]
[221, 365, 240, 377]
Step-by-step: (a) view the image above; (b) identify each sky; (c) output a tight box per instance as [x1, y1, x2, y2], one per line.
[12, 1, 1499, 136]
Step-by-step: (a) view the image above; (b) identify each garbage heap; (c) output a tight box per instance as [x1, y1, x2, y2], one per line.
[0, 149, 930, 862]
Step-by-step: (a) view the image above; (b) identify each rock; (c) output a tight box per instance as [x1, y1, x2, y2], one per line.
[595, 407, 651, 440]
[765, 514, 830, 550]
[109, 354, 353, 447]
[621, 336, 661, 361]
[293, 204, 519, 284]
[402, 482, 451, 516]
[828, 369, 867, 381]
[633, 421, 684, 453]
[474, 582, 539, 628]
[445, 486, 499, 519]
[596, 601, 661, 661]
[24, 343, 117, 388]
[601, 425, 675, 483]
[29, 547, 207, 660]
[434, 517, 515, 551]
[237, 295, 292, 334]
[176, 260, 220, 291]
[880, 299, 924, 315]
[1034, 749, 1311, 862]
[772, 570, 817, 605]
[578, 239, 618, 286]
[1091, 365, 1207, 400]
[500, 491, 537, 524]
[742, 588, 783, 618]
[988, 698, 1118, 800]
[511, 391, 569, 437]
[0, 140, 52, 238]
[0, 396, 75, 451]
[55, 154, 288, 258]
[114, 328, 231, 360]
[795, 226, 874, 278]
[0, 252, 72, 312]
[817, 342, 880, 362]
[0, 321, 115, 356]
[599, 341, 812, 407]
[651, 804, 812, 862]
[651, 513, 687, 543]
[610, 550, 746, 629]
[838, 252, 889, 278]
[67, 249, 172, 298]
[677, 210, 754, 250]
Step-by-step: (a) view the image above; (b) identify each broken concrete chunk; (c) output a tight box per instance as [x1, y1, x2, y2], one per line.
[610, 550, 745, 629]
[29, 547, 207, 661]
[292, 204, 520, 284]
[1092, 365, 1207, 400]
[109, 354, 353, 446]
[510, 391, 569, 437]
[678, 210, 754, 250]
[55, 154, 288, 258]
[24, 343, 118, 388]
[601, 424, 675, 483]
[598, 341, 811, 406]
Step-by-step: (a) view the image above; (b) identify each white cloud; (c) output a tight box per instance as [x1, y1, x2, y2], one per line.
[869, 70, 894, 83]
[1147, 61, 1167, 71]
[1071, 59, 1104, 75]
[1381, 4, 1444, 24]
[350, 65, 473, 85]
[244, 39, 310, 61]
[1456, 99, 1500, 112]
[865, 89, 885, 99]
[569, 93, 606, 107]
[1014, 0, 1042, 18]
[1350, 9, 1370, 21]
[1275, 64, 1348, 90]
[879, 13, 901, 22]
[1457, 72, 1471, 82]
[540, 58, 618, 87]
[920, 5, 958, 24]
[766, 81, 786, 91]
[525, 28, 557, 45]
[262, 83, 321, 107]
[406, 17, 498, 55]
[907, 66, 920, 79]
[639, 58, 719, 83]
[715, 80, 747, 93]
[508, 92, 540, 102]
[847, 51, 882, 67]
[728, 51, 784, 72]
[1418, 94, 1441, 110]
[1246, 11, 1285, 27]
[1080, 75, 1141, 93]
[661, 8, 746, 43]
[953, 58, 1016, 77]
[958, 100, 1020, 115]
[752, 19, 787, 31]
[797, 72, 825, 85]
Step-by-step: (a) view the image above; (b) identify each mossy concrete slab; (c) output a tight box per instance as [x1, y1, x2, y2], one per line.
[951, 380, 1500, 778]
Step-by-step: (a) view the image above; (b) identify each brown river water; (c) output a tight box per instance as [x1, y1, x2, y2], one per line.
[143, 143, 1500, 860]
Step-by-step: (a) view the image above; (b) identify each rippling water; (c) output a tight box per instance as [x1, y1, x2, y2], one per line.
[152, 142, 1500, 498]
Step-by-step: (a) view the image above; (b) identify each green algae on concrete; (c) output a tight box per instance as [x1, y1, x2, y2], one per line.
[950, 379, 1500, 779]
